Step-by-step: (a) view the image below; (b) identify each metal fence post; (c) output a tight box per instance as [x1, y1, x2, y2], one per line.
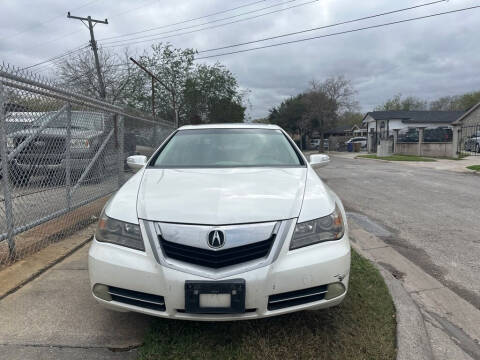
[117, 114, 124, 188]
[0, 82, 16, 259]
[65, 103, 72, 210]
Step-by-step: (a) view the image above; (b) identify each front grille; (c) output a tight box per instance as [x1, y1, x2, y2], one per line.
[160, 235, 275, 269]
[108, 286, 166, 311]
[268, 285, 328, 311]
[15, 136, 66, 154]
[16, 155, 62, 166]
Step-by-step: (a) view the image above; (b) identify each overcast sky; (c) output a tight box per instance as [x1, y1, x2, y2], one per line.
[1, 0, 480, 119]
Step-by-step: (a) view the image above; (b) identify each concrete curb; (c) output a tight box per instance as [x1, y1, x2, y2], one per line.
[466, 168, 480, 175]
[351, 241, 434, 360]
[0, 224, 95, 300]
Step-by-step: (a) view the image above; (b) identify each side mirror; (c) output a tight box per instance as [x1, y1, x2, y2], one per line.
[310, 154, 330, 169]
[127, 155, 147, 171]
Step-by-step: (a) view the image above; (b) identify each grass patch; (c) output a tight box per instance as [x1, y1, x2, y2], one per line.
[357, 154, 436, 162]
[467, 165, 480, 171]
[138, 250, 396, 360]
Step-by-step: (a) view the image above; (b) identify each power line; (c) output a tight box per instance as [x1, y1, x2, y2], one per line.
[198, 0, 447, 54]
[102, 0, 319, 48]
[109, 0, 158, 20]
[0, 0, 99, 41]
[98, 0, 269, 42]
[195, 5, 480, 60]
[101, 0, 304, 45]
[16, 1, 156, 72]
[27, 1, 157, 53]
[21, 45, 89, 70]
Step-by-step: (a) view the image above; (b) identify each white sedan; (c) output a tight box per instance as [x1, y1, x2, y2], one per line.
[88, 124, 351, 321]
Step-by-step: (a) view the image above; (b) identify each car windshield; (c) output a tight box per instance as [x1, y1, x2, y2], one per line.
[33, 112, 104, 130]
[151, 128, 303, 168]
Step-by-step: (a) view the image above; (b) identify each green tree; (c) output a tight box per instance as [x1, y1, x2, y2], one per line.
[184, 63, 245, 123]
[268, 76, 357, 150]
[457, 91, 480, 109]
[338, 111, 364, 127]
[430, 91, 480, 111]
[128, 43, 245, 125]
[268, 94, 307, 134]
[375, 94, 427, 111]
[429, 96, 458, 111]
[301, 87, 338, 151]
[138, 43, 196, 126]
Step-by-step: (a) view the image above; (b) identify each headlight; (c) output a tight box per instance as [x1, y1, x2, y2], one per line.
[6, 137, 15, 149]
[95, 212, 145, 251]
[70, 138, 90, 149]
[290, 205, 345, 250]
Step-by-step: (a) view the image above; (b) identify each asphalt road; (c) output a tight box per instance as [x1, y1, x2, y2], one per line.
[318, 155, 480, 309]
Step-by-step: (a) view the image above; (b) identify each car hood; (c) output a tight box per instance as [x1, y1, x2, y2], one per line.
[136, 167, 307, 225]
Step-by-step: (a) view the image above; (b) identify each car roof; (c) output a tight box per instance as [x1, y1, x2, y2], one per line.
[178, 123, 282, 130]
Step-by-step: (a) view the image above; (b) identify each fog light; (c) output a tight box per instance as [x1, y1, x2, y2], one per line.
[93, 284, 112, 301]
[324, 282, 346, 300]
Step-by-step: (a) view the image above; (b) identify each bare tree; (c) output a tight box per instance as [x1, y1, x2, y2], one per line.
[313, 75, 358, 113]
[57, 47, 135, 104]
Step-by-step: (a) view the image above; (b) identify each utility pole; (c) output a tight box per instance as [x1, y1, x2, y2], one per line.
[67, 12, 108, 100]
[129, 57, 179, 128]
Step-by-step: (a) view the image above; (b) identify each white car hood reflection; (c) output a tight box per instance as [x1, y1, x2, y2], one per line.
[136, 167, 307, 225]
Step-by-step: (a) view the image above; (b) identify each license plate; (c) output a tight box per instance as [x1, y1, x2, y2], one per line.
[185, 279, 245, 314]
[199, 293, 231, 308]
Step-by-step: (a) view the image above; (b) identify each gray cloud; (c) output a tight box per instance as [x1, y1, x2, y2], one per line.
[1, 0, 479, 118]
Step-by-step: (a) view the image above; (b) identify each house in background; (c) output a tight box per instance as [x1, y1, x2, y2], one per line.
[347, 124, 367, 137]
[362, 110, 465, 156]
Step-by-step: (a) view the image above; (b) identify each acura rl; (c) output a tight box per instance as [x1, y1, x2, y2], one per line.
[88, 124, 351, 320]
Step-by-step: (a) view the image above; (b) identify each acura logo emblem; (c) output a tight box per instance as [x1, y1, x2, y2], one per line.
[207, 230, 225, 249]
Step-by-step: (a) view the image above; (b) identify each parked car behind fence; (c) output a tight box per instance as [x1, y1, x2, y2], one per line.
[0, 62, 174, 266]
[464, 131, 480, 153]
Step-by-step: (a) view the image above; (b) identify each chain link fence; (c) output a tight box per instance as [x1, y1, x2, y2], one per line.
[0, 63, 174, 266]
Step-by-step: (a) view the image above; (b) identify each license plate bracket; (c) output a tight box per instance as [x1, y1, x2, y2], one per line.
[185, 279, 246, 314]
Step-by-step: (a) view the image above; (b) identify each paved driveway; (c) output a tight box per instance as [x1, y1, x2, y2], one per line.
[318, 155, 480, 309]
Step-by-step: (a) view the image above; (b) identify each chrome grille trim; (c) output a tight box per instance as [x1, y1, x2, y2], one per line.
[141, 219, 295, 280]
[267, 285, 328, 311]
[268, 290, 327, 304]
[155, 221, 278, 251]
[108, 289, 165, 306]
[107, 286, 166, 311]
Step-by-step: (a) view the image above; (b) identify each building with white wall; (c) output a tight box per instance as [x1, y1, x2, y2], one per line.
[362, 111, 464, 155]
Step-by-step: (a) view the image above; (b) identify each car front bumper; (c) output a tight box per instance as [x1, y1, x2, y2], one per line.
[13, 157, 92, 173]
[88, 221, 351, 321]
